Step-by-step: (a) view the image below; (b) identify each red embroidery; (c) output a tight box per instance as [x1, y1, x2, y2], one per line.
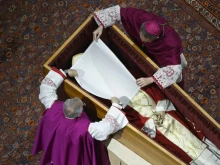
[152, 75, 163, 89]
[94, 6, 120, 28]
[94, 13, 104, 27]
[42, 77, 56, 87]
[162, 67, 175, 77]
[52, 67, 66, 79]
[108, 11, 118, 21]
[104, 114, 119, 131]
[153, 65, 182, 89]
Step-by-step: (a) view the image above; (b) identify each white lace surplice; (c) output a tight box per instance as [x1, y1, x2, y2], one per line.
[71, 39, 140, 108]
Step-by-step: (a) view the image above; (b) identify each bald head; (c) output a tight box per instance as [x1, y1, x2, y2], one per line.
[63, 97, 83, 118]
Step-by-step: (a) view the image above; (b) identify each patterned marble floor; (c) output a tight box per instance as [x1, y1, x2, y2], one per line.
[0, 0, 219, 164]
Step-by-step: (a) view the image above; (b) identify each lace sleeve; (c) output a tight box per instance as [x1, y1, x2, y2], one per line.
[88, 104, 128, 141]
[39, 68, 66, 109]
[94, 5, 121, 28]
[152, 65, 182, 89]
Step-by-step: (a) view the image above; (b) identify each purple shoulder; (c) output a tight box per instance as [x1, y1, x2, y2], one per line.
[164, 27, 182, 48]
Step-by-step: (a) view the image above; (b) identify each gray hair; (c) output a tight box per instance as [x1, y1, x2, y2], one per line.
[63, 97, 83, 118]
[140, 22, 158, 41]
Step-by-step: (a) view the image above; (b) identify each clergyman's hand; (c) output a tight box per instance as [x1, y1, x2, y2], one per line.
[136, 77, 154, 88]
[111, 97, 120, 104]
[68, 69, 78, 77]
[93, 25, 103, 42]
[155, 111, 165, 126]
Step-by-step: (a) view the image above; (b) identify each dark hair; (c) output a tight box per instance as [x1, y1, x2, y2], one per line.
[140, 23, 158, 41]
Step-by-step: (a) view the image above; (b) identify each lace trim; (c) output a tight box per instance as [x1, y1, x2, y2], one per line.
[153, 65, 182, 89]
[103, 114, 119, 132]
[94, 5, 120, 28]
[42, 77, 56, 87]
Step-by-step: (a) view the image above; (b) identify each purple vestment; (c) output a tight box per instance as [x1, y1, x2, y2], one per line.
[32, 101, 109, 165]
[120, 7, 183, 67]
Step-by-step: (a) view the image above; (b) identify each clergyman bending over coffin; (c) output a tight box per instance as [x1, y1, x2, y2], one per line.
[93, 5, 187, 89]
[70, 41, 220, 165]
[32, 67, 128, 165]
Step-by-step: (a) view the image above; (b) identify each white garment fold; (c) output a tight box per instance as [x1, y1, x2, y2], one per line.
[142, 119, 156, 138]
[71, 39, 140, 108]
[156, 100, 176, 112]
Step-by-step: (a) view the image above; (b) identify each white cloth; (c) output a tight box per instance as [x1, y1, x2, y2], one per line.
[156, 100, 176, 112]
[71, 39, 140, 108]
[94, 6, 187, 89]
[104, 138, 151, 165]
[39, 69, 128, 141]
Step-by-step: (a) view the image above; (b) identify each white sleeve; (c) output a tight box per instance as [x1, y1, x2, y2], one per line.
[156, 99, 176, 112]
[88, 103, 128, 141]
[94, 5, 121, 28]
[152, 65, 182, 89]
[39, 69, 66, 109]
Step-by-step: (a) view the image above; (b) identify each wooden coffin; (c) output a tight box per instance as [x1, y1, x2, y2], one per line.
[43, 14, 220, 165]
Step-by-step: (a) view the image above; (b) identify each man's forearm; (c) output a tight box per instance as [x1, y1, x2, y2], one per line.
[88, 103, 128, 141]
[39, 67, 67, 109]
